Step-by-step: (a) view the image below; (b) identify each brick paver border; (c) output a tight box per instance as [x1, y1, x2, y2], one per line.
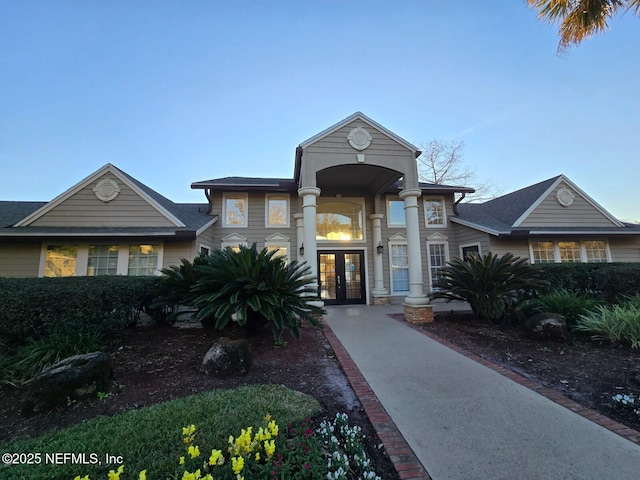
[323, 324, 432, 480]
[323, 314, 640, 480]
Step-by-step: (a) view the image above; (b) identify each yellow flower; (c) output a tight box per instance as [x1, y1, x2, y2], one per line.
[107, 465, 125, 480]
[139, 471, 147, 480]
[182, 425, 196, 436]
[267, 420, 279, 437]
[231, 456, 244, 475]
[255, 452, 261, 461]
[181, 469, 201, 480]
[74, 476, 90, 480]
[208, 449, 224, 466]
[264, 413, 272, 421]
[264, 439, 276, 458]
[188, 444, 201, 459]
[179, 456, 185, 465]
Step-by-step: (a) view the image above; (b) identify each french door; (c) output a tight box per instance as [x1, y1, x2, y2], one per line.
[318, 250, 365, 305]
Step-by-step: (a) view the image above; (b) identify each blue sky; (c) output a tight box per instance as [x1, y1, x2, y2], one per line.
[1, 1, 639, 221]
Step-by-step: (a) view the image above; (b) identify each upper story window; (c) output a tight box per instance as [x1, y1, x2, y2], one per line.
[223, 193, 248, 227]
[386, 197, 405, 227]
[316, 198, 364, 241]
[424, 198, 446, 227]
[266, 194, 289, 227]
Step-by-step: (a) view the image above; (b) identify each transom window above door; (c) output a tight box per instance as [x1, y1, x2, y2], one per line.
[316, 198, 365, 241]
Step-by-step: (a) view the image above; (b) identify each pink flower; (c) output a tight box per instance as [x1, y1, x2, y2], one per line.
[304, 463, 310, 470]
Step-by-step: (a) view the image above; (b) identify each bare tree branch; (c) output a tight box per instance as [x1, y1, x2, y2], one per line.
[417, 140, 501, 203]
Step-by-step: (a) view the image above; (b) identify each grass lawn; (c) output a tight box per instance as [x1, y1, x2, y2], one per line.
[1, 384, 321, 480]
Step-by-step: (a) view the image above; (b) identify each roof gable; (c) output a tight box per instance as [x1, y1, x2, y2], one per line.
[453, 175, 626, 235]
[14, 164, 186, 228]
[513, 175, 623, 228]
[299, 112, 419, 153]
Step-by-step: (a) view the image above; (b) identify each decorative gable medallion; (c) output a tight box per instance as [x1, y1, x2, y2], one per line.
[93, 178, 121, 202]
[347, 127, 372, 151]
[556, 187, 575, 207]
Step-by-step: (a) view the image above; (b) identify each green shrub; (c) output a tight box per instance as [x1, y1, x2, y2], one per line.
[12, 330, 105, 381]
[535, 289, 598, 328]
[532, 263, 640, 304]
[432, 252, 547, 323]
[192, 244, 325, 340]
[574, 302, 640, 348]
[155, 255, 210, 322]
[0, 276, 159, 344]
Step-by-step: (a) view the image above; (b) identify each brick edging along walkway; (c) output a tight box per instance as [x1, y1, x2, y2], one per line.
[323, 324, 432, 480]
[402, 319, 640, 447]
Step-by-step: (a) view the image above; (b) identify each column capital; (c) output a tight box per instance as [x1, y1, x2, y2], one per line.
[297, 186, 321, 197]
[293, 213, 304, 220]
[368, 213, 385, 221]
[398, 188, 422, 200]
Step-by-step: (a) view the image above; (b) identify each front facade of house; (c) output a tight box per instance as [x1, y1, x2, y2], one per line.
[2, 112, 639, 317]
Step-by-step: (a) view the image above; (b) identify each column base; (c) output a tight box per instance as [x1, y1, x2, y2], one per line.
[372, 295, 391, 306]
[403, 304, 434, 324]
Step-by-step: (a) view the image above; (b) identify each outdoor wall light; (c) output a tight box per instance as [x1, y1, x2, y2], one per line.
[299, 243, 304, 256]
[377, 242, 384, 255]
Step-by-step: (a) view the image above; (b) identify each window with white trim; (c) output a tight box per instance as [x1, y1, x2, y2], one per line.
[266, 194, 289, 227]
[41, 244, 163, 277]
[389, 242, 409, 294]
[44, 245, 78, 277]
[223, 193, 248, 227]
[558, 241, 581, 263]
[386, 197, 405, 227]
[584, 241, 608, 263]
[128, 245, 160, 276]
[531, 241, 555, 264]
[424, 198, 446, 227]
[88, 245, 119, 276]
[427, 241, 449, 291]
[266, 243, 289, 263]
[199, 244, 212, 256]
[529, 240, 610, 264]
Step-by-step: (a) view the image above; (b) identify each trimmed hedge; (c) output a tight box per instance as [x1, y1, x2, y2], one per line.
[533, 263, 640, 303]
[0, 276, 160, 344]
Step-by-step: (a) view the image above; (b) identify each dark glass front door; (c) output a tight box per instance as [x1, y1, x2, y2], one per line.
[318, 250, 365, 305]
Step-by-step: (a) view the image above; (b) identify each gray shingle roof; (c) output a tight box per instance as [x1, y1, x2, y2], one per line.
[192, 177, 298, 191]
[454, 175, 640, 235]
[0, 166, 216, 237]
[0, 201, 46, 228]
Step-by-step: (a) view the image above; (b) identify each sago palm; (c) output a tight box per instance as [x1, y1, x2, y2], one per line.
[192, 244, 324, 340]
[432, 252, 547, 323]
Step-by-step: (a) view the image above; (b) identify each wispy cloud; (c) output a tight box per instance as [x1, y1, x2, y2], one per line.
[449, 102, 532, 138]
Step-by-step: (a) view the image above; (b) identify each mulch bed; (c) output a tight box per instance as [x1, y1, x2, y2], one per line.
[407, 311, 640, 433]
[0, 322, 399, 479]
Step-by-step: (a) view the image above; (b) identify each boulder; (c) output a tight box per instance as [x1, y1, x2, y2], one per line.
[24, 351, 113, 413]
[524, 312, 569, 342]
[202, 337, 251, 377]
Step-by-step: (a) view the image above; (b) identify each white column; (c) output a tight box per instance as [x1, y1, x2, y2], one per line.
[399, 188, 429, 305]
[293, 213, 304, 262]
[298, 186, 321, 284]
[368, 213, 388, 296]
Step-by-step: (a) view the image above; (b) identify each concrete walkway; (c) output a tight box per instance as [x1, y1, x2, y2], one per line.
[324, 304, 640, 480]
